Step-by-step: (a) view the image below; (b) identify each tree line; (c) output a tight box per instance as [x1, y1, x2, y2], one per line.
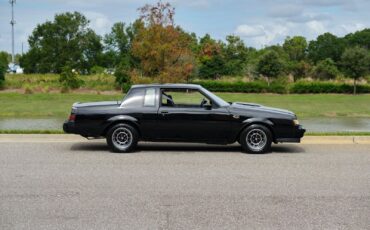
[1, 1, 369, 93]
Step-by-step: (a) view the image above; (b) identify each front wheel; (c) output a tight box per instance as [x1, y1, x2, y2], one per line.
[240, 124, 272, 154]
[106, 123, 138, 153]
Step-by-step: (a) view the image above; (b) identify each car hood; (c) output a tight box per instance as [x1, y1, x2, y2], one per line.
[230, 102, 296, 118]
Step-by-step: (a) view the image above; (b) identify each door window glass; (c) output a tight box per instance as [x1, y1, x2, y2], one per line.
[161, 89, 211, 108]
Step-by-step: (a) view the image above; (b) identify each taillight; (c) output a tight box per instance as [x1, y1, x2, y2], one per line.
[69, 114, 76, 121]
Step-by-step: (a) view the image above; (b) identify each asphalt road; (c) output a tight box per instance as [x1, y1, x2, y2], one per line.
[0, 140, 369, 230]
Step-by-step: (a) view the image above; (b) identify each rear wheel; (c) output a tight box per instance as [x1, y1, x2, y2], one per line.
[106, 123, 138, 153]
[240, 124, 272, 153]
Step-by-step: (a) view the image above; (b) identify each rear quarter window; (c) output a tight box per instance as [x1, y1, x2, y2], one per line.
[121, 88, 145, 107]
[144, 88, 156, 107]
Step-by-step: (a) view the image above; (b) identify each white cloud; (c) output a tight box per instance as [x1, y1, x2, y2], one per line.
[83, 11, 111, 35]
[268, 4, 303, 18]
[235, 24, 265, 37]
[235, 23, 291, 47]
[306, 20, 327, 35]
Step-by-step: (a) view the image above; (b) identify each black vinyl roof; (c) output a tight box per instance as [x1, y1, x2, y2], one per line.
[131, 84, 202, 89]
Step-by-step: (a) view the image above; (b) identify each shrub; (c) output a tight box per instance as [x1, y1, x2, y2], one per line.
[23, 84, 34, 94]
[0, 60, 6, 89]
[114, 65, 131, 92]
[91, 65, 105, 74]
[59, 66, 83, 89]
[192, 80, 288, 93]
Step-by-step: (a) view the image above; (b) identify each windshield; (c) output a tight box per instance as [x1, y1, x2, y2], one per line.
[200, 87, 229, 107]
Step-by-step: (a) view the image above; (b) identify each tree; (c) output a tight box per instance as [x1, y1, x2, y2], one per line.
[283, 36, 308, 81]
[283, 36, 307, 62]
[257, 51, 284, 85]
[104, 22, 133, 68]
[0, 51, 11, 66]
[21, 12, 103, 73]
[131, 1, 194, 83]
[313, 58, 339, 80]
[341, 47, 370, 94]
[198, 34, 226, 79]
[223, 35, 249, 76]
[288, 60, 312, 81]
[344, 28, 370, 49]
[308, 33, 345, 64]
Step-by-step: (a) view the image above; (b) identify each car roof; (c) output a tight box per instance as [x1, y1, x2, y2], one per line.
[131, 84, 203, 89]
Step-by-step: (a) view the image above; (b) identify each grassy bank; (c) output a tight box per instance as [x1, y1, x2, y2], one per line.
[0, 92, 369, 119]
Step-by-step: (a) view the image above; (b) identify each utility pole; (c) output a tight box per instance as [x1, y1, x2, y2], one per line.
[10, 0, 16, 64]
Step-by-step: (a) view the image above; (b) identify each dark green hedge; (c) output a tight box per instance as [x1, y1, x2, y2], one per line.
[289, 82, 370, 94]
[192, 80, 370, 94]
[193, 81, 288, 94]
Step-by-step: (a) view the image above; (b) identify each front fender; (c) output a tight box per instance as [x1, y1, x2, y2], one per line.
[242, 117, 274, 127]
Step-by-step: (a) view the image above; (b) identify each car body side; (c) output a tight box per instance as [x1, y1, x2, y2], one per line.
[63, 84, 305, 144]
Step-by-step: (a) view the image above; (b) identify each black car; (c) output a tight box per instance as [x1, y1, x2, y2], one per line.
[63, 84, 305, 153]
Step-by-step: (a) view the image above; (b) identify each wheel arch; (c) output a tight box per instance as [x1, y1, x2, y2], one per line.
[237, 119, 275, 142]
[102, 115, 141, 137]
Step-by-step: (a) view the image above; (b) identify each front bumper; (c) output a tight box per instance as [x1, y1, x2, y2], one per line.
[63, 121, 75, 134]
[276, 125, 306, 143]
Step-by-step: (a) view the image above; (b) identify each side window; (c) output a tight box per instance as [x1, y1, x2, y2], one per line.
[161, 89, 211, 108]
[121, 88, 145, 107]
[144, 88, 156, 107]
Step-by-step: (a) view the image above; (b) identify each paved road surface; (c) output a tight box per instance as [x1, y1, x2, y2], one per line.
[0, 140, 369, 229]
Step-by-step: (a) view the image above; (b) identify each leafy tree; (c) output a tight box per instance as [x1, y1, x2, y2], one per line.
[344, 28, 370, 49]
[257, 51, 284, 85]
[283, 36, 307, 61]
[21, 12, 103, 73]
[341, 47, 370, 94]
[104, 22, 135, 68]
[198, 34, 226, 79]
[313, 58, 339, 80]
[283, 36, 308, 81]
[288, 60, 312, 81]
[0, 51, 11, 66]
[308, 33, 345, 64]
[223, 35, 249, 76]
[131, 1, 194, 83]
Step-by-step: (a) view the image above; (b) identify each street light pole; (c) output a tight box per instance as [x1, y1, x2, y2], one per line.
[10, 0, 16, 64]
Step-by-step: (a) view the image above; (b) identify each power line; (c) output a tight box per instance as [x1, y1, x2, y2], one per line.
[10, 0, 16, 64]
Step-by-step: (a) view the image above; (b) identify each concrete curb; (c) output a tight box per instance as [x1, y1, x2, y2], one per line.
[0, 134, 370, 144]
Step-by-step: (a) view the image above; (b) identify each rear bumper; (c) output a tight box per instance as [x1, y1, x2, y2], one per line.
[63, 121, 75, 134]
[276, 125, 306, 143]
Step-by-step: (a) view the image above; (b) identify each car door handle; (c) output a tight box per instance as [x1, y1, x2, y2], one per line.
[160, 111, 169, 116]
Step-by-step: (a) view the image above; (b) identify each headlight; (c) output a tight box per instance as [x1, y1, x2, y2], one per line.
[293, 119, 299, 126]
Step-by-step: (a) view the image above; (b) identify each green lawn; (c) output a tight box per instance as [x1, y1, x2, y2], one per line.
[0, 92, 369, 119]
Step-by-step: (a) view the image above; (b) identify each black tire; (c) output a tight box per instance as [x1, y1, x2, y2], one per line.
[106, 123, 139, 153]
[239, 124, 272, 154]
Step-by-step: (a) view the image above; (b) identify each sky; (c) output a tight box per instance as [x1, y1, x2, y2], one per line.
[0, 0, 369, 54]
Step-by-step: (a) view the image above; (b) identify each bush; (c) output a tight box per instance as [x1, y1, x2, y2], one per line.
[91, 65, 105, 74]
[114, 65, 131, 92]
[59, 66, 83, 89]
[192, 80, 288, 93]
[0, 60, 6, 89]
[290, 81, 370, 94]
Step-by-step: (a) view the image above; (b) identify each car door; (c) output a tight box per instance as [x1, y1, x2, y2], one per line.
[156, 88, 232, 142]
